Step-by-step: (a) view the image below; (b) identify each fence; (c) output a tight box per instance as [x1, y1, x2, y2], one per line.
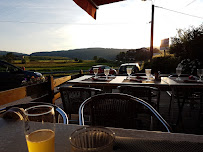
[0, 72, 83, 107]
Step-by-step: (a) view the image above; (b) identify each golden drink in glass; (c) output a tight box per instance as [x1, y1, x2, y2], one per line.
[24, 105, 55, 152]
[26, 129, 55, 152]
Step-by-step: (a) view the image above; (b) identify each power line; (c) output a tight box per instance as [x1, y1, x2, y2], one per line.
[155, 5, 203, 19]
[185, 0, 197, 7]
[0, 5, 202, 24]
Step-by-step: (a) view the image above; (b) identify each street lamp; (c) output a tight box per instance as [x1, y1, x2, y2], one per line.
[142, 0, 154, 60]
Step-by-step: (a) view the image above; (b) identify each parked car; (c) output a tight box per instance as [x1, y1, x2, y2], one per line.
[0, 60, 44, 91]
[118, 63, 140, 74]
[89, 65, 117, 75]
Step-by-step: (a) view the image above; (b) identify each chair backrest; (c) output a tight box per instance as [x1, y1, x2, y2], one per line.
[0, 102, 68, 124]
[79, 93, 172, 132]
[59, 86, 103, 118]
[118, 85, 160, 111]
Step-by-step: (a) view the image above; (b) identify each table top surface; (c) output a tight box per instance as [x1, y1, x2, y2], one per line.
[68, 75, 168, 86]
[67, 75, 203, 89]
[1, 118, 203, 152]
[162, 76, 203, 87]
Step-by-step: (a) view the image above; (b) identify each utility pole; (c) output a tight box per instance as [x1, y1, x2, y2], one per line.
[142, 0, 154, 61]
[150, 4, 154, 61]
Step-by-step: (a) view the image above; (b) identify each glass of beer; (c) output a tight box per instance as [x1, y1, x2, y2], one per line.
[93, 68, 99, 78]
[104, 68, 110, 80]
[24, 105, 55, 152]
[197, 69, 203, 82]
[127, 68, 132, 79]
[176, 67, 182, 80]
[145, 69, 151, 81]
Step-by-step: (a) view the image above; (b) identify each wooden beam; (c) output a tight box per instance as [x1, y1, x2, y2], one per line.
[53, 76, 71, 88]
[53, 92, 61, 104]
[0, 86, 27, 106]
[0, 75, 72, 106]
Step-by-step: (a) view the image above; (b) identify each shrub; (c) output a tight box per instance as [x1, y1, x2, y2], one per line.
[96, 58, 108, 63]
[143, 56, 180, 74]
[21, 58, 26, 64]
[78, 59, 83, 63]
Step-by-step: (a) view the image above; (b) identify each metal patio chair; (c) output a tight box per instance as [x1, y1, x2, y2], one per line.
[59, 86, 103, 123]
[79, 93, 172, 132]
[118, 85, 160, 112]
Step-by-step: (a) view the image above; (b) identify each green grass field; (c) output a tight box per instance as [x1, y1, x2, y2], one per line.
[12, 57, 118, 76]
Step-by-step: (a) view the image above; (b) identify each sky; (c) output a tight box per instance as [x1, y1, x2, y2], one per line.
[0, 0, 202, 54]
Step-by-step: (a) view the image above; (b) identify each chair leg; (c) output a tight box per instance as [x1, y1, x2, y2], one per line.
[168, 95, 172, 115]
[176, 93, 187, 131]
[166, 91, 172, 115]
[150, 116, 153, 130]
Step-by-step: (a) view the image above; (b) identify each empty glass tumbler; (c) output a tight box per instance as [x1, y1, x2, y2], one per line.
[69, 127, 115, 152]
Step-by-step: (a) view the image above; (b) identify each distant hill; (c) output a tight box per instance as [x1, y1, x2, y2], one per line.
[0, 51, 27, 56]
[30, 48, 129, 60]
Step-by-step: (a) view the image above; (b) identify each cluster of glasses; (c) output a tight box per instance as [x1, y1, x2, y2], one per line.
[93, 68, 110, 80]
[127, 68, 152, 81]
[24, 105, 114, 152]
[176, 68, 203, 82]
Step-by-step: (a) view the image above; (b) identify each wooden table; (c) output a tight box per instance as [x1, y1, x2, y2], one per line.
[68, 75, 203, 127]
[67, 75, 170, 91]
[162, 77, 203, 126]
[0, 118, 203, 152]
[161, 77, 203, 87]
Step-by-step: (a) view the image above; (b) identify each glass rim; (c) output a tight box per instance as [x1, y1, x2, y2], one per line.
[24, 105, 54, 117]
[69, 126, 115, 151]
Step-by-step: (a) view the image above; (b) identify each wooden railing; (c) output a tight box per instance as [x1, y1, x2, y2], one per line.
[0, 72, 83, 106]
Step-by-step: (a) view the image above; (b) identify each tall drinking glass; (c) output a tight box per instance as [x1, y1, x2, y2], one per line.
[93, 68, 99, 78]
[104, 69, 110, 80]
[24, 105, 55, 152]
[197, 69, 203, 82]
[145, 69, 151, 81]
[176, 68, 182, 80]
[127, 68, 132, 79]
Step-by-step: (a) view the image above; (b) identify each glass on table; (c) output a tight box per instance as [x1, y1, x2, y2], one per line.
[104, 69, 110, 80]
[145, 69, 151, 81]
[126, 68, 132, 79]
[24, 105, 55, 152]
[93, 68, 99, 78]
[176, 67, 182, 80]
[197, 69, 203, 82]
[69, 127, 115, 152]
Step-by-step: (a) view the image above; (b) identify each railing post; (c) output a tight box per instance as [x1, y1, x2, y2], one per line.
[48, 75, 55, 104]
[79, 70, 84, 76]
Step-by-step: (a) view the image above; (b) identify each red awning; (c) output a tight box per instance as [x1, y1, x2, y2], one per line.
[93, 0, 124, 6]
[73, 0, 124, 19]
